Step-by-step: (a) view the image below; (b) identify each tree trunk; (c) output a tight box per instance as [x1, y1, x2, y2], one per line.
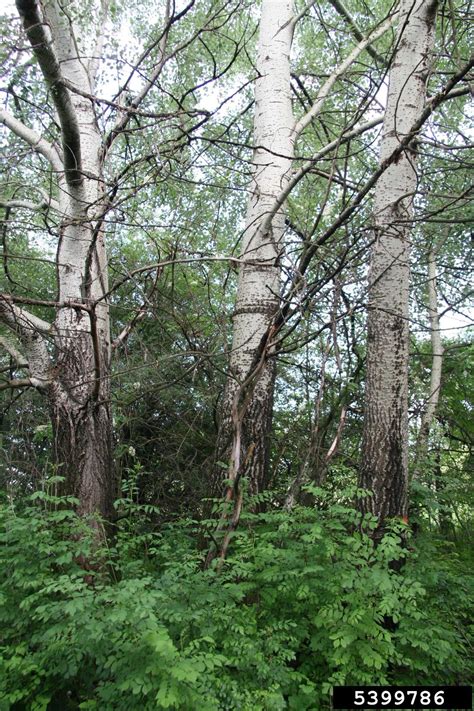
[215, 0, 295, 496]
[49, 325, 114, 520]
[416, 249, 444, 458]
[213, 6, 396, 501]
[15, 0, 115, 521]
[359, 0, 437, 529]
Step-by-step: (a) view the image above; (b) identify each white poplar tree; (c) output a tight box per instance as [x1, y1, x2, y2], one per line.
[215, 0, 296, 496]
[216, 0, 395, 497]
[359, 0, 438, 529]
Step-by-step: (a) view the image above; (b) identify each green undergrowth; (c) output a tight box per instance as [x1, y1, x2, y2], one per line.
[0, 483, 472, 710]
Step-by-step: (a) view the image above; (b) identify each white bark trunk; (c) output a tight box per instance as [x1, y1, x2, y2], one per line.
[215, 7, 396, 498]
[12, 0, 115, 520]
[46, 0, 113, 519]
[416, 249, 444, 456]
[216, 0, 295, 494]
[359, 0, 437, 528]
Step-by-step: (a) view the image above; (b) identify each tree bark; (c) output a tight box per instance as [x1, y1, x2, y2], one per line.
[359, 0, 438, 530]
[213, 9, 396, 500]
[215, 0, 295, 496]
[416, 249, 444, 457]
[13, 0, 115, 521]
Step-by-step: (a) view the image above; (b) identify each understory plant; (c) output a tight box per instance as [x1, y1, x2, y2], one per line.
[0, 482, 471, 710]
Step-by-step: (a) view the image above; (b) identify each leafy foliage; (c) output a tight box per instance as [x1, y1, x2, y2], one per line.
[0, 485, 471, 710]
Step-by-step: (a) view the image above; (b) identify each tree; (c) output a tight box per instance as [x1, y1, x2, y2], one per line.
[0, 0, 243, 524]
[1, 0, 116, 522]
[1, 0, 471, 545]
[215, 0, 396, 501]
[214, 0, 295, 499]
[359, 0, 438, 530]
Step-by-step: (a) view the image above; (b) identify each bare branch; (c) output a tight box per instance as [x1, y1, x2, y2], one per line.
[111, 262, 164, 351]
[57, 77, 208, 122]
[327, 0, 387, 64]
[0, 293, 90, 312]
[105, 255, 261, 301]
[293, 13, 396, 138]
[111, 306, 147, 352]
[0, 335, 28, 368]
[0, 377, 37, 391]
[325, 405, 347, 463]
[290, 0, 317, 29]
[0, 108, 63, 172]
[0, 197, 61, 212]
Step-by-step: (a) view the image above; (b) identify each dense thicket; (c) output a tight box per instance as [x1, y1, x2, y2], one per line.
[0, 487, 472, 709]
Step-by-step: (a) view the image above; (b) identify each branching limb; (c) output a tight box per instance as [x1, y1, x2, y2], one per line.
[0, 108, 63, 172]
[0, 335, 28, 368]
[0, 296, 52, 335]
[258, 57, 473, 291]
[104, 0, 238, 152]
[293, 13, 396, 138]
[15, 0, 82, 185]
[0, 295, 51, 389]
[104, 0, 172, 151]
[295, 57, 474, 273]
[221, 62, 474, 502]
[327, 0, 387, 64]
[253, 116, 383, 253]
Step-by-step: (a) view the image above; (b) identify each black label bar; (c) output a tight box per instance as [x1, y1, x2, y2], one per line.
[332, 685, 472, 709]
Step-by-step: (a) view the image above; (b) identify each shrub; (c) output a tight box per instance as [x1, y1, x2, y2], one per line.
[0, 484, 471, 709]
